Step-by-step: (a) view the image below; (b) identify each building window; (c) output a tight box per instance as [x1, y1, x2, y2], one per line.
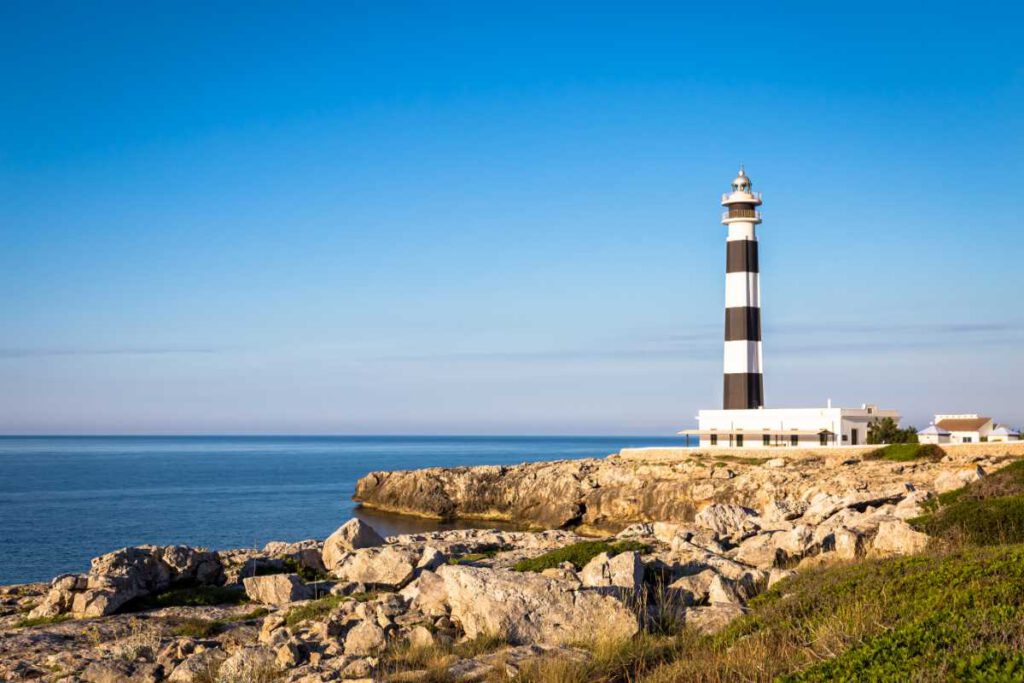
[736, 434, 744, 447]
[710, 434, 717, 446]
[790, 434, 798, 446]
[819, 432, 828, 446]
[763, 434, 771, 446]
[963, 436, 973, 443]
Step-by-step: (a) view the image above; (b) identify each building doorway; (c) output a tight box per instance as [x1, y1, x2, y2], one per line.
[851, 428, 859, 446]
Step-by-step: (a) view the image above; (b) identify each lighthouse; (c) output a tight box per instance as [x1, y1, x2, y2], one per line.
[680, 169, 902, 449]
[721, 167, 764, 409]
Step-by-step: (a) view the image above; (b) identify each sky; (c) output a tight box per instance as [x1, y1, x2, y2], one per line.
[1, 1, 1022, 435]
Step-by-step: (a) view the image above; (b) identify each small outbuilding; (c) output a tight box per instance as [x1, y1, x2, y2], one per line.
[917, 424, 952, 444]
[990, 426, 1021, 442]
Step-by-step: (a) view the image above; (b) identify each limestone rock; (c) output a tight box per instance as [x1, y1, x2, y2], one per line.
[407, 624, 435, 649]
[331, 546, 420, 588]
[402, 570, 449, 617]
[579, 551, 644, 590]
[668, 569, 717, 606]
[437, 564, 639, 646]
[828, 527, 864, 560]
[243, 574, 314, 605]
[684, 603, 745, 634]
[934, 466, 985, 494]
[344, 621, 387, 655]
[695, 504, 760, 538]
[322, 519, 385, 571]
[734, 533, 782, 569]
[871, 519, 930, 556]
[168, 649, 228, 682]
[218, 646, 278, 683]
[263, 539, 327, 575]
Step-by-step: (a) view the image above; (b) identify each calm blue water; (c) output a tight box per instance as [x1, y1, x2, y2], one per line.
[0, 435, 684, 585]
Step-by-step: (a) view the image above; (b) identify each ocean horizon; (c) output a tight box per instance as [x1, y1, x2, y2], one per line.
[0, 434, 686, 585]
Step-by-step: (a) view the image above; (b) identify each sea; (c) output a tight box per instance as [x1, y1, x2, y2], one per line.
[0, 435, 685, 585]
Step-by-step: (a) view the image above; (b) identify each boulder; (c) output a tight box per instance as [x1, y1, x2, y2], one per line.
[579, 551, 644, 590]
[407, 625, 435, 649]
[871, 519, 930, 556]
[168, 649, 229, 683]
[344, 620, 387, 655]
[263, 539, 327, 574]
[668, 569, 717, 606]
[331, 546, 420, 588]
[734, 533, 782, 569]
[243, 574, 314, 605]
[684, 603, 745, 634]
[437, 565, 639, 646]
[322, 519, 385, 571]
[695, 504, 760, 539]
[218, 647, 278, 683]
[934, 466, 985, 494]
[828, 527, 864, 560]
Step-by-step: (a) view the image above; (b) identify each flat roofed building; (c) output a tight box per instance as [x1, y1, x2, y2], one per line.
[682, 403, 899, 448]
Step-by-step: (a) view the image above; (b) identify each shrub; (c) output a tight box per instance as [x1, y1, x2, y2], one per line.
[863, 443, 944, 462]
[866, 417, 918, 444]
[639, 544, 1024, 682]
[255, 556, 331, 583]
[911, 496, 1024, 545]
[120, 585, 249, 612]
[512, 540, 650, 572]
[283, 594, 347, 628]
[172, 617, 221, 638]
[14, 614, 71, 629]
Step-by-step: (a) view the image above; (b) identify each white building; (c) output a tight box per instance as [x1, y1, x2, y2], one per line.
[991, 426, 1021, 442]
[683, 403, 899, 448]
[919, 414, 1019, 443]
[917, 424, 951, 444]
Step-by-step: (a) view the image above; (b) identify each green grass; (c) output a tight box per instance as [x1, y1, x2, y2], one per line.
[13, 614, 72, 629]
[911, 458, 1024, 545]
[635, 544, 1024, 682]
[863, 443, 945, 462]
[120, 585, 249, 612]
[254, 556, 332, 583]
[169, 608, 270, 638]
[283, 594, 347, 628]
[512, 540, 650, 572]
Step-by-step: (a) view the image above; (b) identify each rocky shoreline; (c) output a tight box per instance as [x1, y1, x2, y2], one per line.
[1, 446, 1019, 682]
[352, 444, 1020, 533]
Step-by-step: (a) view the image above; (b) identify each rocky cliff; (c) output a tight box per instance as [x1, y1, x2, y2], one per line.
[352, 444, 1023, 533]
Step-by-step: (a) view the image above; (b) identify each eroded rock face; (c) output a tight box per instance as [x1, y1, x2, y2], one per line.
[322, 519, 385, 571]
[330, 546, 421, 588]
[32, 545, 224, 619]
[242, 574, 314, 605]
[354, 448, 1008, 534]
[437, 564, 639, 645]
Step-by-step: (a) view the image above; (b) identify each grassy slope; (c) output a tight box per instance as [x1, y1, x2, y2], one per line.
[504, 458, 1024, 683]
[639, 458, 1024, 682]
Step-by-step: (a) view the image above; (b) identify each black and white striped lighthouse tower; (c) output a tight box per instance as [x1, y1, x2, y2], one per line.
[720, 167, 764, 409]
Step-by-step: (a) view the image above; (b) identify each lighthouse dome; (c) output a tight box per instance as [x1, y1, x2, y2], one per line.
[731, 168, 751, 190]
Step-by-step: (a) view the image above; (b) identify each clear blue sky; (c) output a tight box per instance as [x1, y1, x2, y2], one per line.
[1, 1, 1021, 434]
